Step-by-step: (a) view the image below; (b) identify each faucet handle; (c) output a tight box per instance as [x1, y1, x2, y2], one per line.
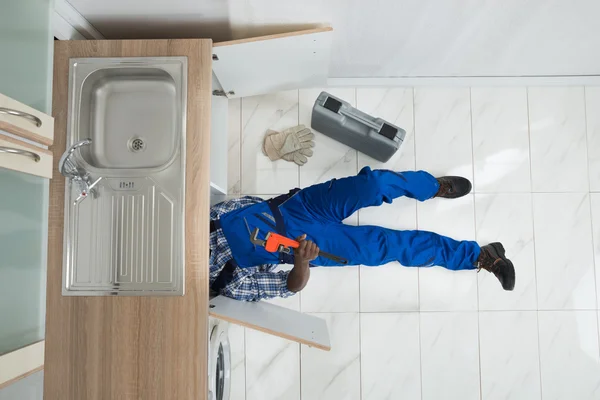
[73, 191, 89, 206]
[73, 176, 103, 206]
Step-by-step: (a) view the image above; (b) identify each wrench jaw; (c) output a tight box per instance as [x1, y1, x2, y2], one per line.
[250, 227, 348, 263]
[250, 228, 290, 253]
[249, 227, 267, 247]
[278, 245, 292, 254]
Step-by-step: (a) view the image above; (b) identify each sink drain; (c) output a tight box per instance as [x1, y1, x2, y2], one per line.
[129, 137, 145, 152]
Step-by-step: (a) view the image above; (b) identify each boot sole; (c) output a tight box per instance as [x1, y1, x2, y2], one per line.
[487, 242, 515, 291]
[436, 176, 472, 199]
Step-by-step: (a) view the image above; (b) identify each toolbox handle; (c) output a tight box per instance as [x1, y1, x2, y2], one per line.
[339, 108, 382, 131]
[322, 95, 399, 140]
[323, 96, 383, 131]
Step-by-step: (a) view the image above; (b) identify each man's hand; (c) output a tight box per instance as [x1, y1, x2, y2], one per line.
[293, 234, 319, 264]
[287, 234, 317, 293]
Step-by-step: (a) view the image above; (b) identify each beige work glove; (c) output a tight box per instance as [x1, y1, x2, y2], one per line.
[262, 125, 315, 165]
[281, 147, 314, 166]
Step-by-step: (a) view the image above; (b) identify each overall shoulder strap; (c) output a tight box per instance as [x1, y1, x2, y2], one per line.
[266, 188, 300, 264]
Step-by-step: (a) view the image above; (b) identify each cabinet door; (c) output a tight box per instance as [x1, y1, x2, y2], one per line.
[0, 0, 54, 122]
[209, 295, 331, 351]
[0, 0, 54, 391]
[0, 167, 50, 385]
[0, 134, 53, 179]
[212, 27, 333, 98]
[0, 341, 44, 390]
[0, 93, 54, 146]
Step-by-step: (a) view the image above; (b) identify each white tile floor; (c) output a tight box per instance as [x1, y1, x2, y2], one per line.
[226, 87, 600, 400]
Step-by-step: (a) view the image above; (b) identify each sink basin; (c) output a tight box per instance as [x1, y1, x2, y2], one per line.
[80, 67, 178, 170]
[63, 57, 187, 296]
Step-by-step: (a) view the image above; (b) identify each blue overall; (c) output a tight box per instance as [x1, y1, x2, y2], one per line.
[219, 167, 480, 271]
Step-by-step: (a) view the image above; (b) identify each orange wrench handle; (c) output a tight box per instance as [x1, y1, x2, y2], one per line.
[264, 233, 299, 252]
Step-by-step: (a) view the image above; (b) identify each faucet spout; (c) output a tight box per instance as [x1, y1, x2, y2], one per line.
[59, 139, 102, 205]
[59, 138, 92, 179]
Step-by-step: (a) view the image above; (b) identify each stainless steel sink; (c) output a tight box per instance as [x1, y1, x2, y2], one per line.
[79, 67, 179, 170]
[63, 57, 187, 296]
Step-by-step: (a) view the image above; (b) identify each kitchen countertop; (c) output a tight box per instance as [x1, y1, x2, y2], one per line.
[44, 39, 212, 400]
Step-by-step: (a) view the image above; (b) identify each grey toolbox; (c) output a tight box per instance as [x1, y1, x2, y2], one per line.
[311, 91, 406, 162]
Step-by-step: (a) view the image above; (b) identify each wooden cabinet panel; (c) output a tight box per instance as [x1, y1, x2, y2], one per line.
[46, 39, 212, 400]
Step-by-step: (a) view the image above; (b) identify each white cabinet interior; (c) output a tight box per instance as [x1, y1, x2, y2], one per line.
[212, 27, 333, 99]
[210, 73, 228, 198]
[209, 27, 333, 200]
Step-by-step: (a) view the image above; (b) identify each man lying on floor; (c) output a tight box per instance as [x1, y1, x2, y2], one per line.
[209, 168, 515, 301]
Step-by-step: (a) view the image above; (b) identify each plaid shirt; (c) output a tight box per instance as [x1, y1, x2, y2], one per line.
[210, 196, 295, 301]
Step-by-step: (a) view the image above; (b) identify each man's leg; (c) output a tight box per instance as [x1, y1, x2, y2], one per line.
[297, 167, 440, 222]
[309, 223, 480, 270]
[304, 223, 515, 290]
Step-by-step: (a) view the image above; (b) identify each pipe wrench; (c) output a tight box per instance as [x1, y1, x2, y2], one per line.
[249, 228, 348, 265]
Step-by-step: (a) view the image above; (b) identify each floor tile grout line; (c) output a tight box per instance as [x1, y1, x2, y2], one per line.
[527, 87, 537, 194]
[470, 88, 484, 400]
[412, 87, 420, 317]
[297, 85, 302, 310]
[309, 308, 600, 314]
[417, 311, 424, 400]
[408, 89, 419, 316]
[243, 327, 247, 399]
[354, 86, 363, 400]
[597, 310, 600, 362]
[526, 86, 544, 400]
[590, 195, 600, 360]
[235, 190, 600, 198]
[526, 87, 540, 311]
[412, 87, 421, 312]
[298, 91, 301, 400]
[483, 190, 600, 194]
[535, 310, 544, 400]
[584, 86, 592, 194]
[239, 98, 243, 196]
[412, 87, 426, 400]
[356, 87, 361, 307]
[297, 89, 301, 190]
[583, 86, 599, 313]
[584, 93, 600, 366]
[469, 88, 478, 307]
[299, 342, 302, 400]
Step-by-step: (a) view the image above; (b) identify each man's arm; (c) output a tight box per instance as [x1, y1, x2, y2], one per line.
[222, 270, 294, 302]
[287, 234, 319, 292]
[210, 196, 264, 219]
[221, 235, 319, 301]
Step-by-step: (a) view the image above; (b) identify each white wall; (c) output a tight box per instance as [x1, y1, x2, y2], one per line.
[65, 0, 600, 78]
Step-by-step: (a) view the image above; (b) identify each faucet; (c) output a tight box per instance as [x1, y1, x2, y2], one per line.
[59, 139, 103, 205]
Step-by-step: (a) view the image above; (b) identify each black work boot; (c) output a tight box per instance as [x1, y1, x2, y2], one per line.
[435, 176, 472, 199]
[478, 243, 515, 291]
